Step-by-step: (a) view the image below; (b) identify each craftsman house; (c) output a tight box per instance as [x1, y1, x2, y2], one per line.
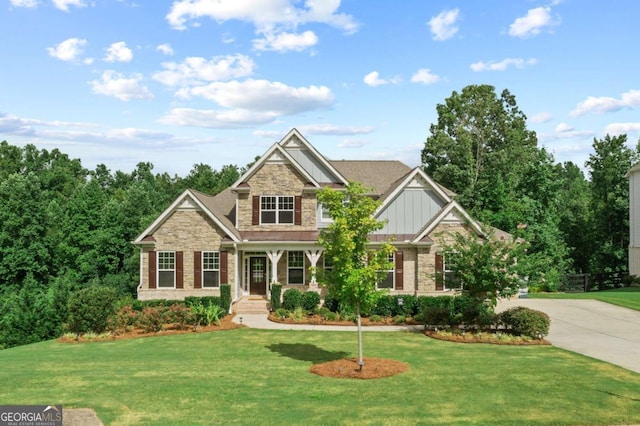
[133, 128, 491, 302]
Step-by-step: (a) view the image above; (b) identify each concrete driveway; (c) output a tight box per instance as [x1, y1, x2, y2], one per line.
[497, 298, 640, 374]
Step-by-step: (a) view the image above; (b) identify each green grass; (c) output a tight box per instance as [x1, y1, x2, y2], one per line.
[1, 329, 640, 425]
[530, 287, 640, 311]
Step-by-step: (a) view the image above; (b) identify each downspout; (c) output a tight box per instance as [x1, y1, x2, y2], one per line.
[233, 242, 239, 308]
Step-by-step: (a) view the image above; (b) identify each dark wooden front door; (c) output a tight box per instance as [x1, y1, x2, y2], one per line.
[250, 257, 267, 295]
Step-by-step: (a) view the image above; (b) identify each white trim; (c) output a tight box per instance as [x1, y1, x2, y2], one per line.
[374, 168, 451, 218]
[260, 195, 294, 225]
[279, 128, 349, 186]
[413, 200, 483, 243]
[202, 251, 220, 288]
[157, 251, 176, 289]
[230, 142, 320, 190]
[287, 250, 305, 285]
[376, 252, 395, 290]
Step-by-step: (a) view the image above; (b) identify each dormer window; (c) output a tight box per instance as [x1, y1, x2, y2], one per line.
[261, 195, 294, 224]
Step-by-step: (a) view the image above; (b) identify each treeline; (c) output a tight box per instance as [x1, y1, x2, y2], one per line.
[422, 85, 639, 290]
[0, 141, 246, 348]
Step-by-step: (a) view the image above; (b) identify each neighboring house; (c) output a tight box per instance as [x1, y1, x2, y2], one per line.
[629, 163, 640, 276]
[133, 128, 494, 302]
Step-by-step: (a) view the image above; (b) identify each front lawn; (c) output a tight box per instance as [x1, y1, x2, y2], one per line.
[530, 287, 640, 311]
[2, 329, 640, 425]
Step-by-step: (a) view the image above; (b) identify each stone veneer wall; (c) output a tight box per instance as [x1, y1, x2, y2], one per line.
[237, 163, 317, 231]
[416, 223, 474, 293]
[138, 208, 235, 300]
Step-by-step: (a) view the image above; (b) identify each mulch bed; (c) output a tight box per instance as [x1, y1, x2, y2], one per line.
[267, 313, 421, 326]
[56, 314, 245, 343]
[424, 330, 550, 345]
[310, 357, 409, 379]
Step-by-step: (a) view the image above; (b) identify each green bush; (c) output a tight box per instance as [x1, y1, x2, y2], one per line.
[371, 295, 396, 317]
[184, 296, 221, 308]
[302, 291, 321, 311]
[165, 303, 193, 329]
[498, 306, 550, 338]
[270, 283, 282, 310]
[274, 308, 289, 319]
[67, 286, 118, 334]
[323, 292, 340, 312]
[220, 284, 231, 313]
[395, 295, 418, 317]
[136, 306, 165, 332]
[393, 315, 407, 324]
[190, 304, 225, 327]
[282, 288, 304, 311]
[422, 306, 451, 327]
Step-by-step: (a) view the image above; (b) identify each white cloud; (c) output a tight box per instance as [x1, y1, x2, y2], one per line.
[411, 68, 440, 85]
[176, 79, 334, 115]
[604, 122, 640, 136]
[166, 0, 359, 34]
[470, 57, 536, 72]
[156, 43, 174, 56]
[90, 71, 154, 101]
[428, 9, 460, 41]
[9, 0, 38, 7]
[52, 0, 86, 12]
[337, 139, 367, 148]
[509, 6, 557, 38]
[253, 30, 318, 52]
[529, 112, 552, 123]
[47, 38, 87, 61]
[363, 71, 400, 87]
[298, 124, 374, 135]
[104, 41, 133, 63]
[253, 130, 282, 139]
[555, 122, 574, 133]
[153, 54, 255, 87]
[571, 90, 640, 116]
[159, 107, 279, 128]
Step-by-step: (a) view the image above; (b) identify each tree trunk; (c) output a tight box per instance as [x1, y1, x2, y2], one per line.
[356, 302, 364, 371]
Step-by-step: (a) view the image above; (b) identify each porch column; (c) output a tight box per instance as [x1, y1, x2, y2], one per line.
[305, 250, 323, 291]
[266, 250, 284, 284]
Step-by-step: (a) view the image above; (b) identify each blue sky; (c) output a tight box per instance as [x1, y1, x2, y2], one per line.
[1, 0, 639, 176]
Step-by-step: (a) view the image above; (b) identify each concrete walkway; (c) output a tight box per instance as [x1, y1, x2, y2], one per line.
[232, 313, 423, 332]
[497, 298, 640, 374]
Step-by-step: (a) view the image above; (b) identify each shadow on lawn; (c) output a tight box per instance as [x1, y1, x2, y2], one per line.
[266, 343, 350, 364]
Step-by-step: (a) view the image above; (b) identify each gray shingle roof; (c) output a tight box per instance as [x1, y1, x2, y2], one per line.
[329, 160, 412, 196]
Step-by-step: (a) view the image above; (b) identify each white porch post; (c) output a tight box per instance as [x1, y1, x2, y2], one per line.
[305, 250, 323, 291]
[266, 250, 284, 285]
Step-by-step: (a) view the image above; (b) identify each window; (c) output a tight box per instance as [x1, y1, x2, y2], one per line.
[202, 251, 220, 288]
[261, 195, 294, 224]
[158, 251, 175, 288]
[323, 256, 333, 272]
[288, 251, 305, 284]
[443, 252, 462, 290]
[319, 203, 332, 222]
[377, 253, 395, 289]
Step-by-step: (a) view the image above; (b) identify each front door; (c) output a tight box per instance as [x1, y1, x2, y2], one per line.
[250, 257, 267, 295]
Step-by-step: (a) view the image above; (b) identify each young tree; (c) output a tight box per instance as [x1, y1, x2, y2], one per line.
[438, 228, 526, 307]
[317, 182, 394, 369]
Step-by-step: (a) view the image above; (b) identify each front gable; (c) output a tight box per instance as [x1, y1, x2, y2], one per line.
[413, 200, 484, 243]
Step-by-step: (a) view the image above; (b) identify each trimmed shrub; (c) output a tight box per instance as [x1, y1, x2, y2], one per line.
[302, 291, 321, 312]
[371, 295, 396, 317]
[498, 306, 550, 338]
[323, 292, 340, 312]
[282, 288, 304, 311]
[422, 306, 451, 327]
[270, 283, 282, 310]
[165, 303, 193, 329]
[136, 306, 165, 332]
[220, 284, 231, 313]
[67, 286, 118, 334]
[395, 295, 418, 317]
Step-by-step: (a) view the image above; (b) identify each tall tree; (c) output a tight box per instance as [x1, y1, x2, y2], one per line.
[421, 85, 569, 288]
[317, 183, 394, 370]
[586, 134, 639, 275]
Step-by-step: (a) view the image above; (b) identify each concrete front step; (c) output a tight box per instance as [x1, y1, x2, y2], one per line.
[234, 297, 270, 314]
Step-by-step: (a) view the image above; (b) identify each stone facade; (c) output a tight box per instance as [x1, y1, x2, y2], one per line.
[237, 163, 317, 231]
[138, 206, 235, 300]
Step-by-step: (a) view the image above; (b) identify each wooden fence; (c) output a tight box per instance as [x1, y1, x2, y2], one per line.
[560, 272, 628, 292]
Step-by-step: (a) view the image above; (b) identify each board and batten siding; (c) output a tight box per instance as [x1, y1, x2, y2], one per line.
[286, 148, 337, 183]
[629, 168, 640, 276]
[375, 189, 445, 235]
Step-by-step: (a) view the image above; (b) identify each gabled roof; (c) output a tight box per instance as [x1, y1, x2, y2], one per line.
[329, 160, 412, 196]
[375, 167, 453, 216]
[132, 189, 241, 244]
[280, 128, 349, 186]
[412, 200, 484, 244]
[230, 142, 319, 190]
